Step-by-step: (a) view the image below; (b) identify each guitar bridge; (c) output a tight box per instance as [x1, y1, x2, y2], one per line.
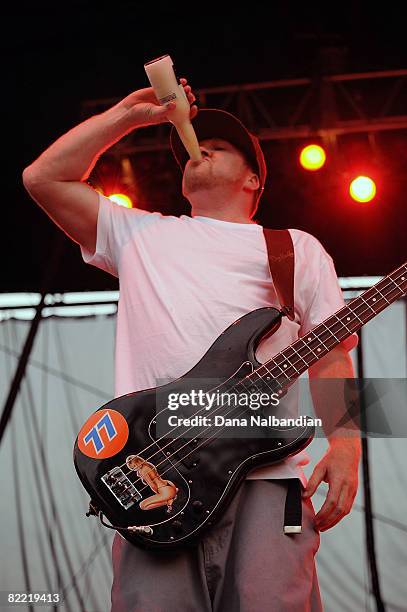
[101, 467, 142, 510]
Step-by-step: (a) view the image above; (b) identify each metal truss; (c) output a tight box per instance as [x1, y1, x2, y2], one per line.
[81, 69, 407, 156]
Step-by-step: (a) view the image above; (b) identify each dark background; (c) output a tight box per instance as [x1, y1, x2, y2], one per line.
[7, 1, 407, 292]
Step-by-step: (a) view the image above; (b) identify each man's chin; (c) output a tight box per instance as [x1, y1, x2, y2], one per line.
[183, 179, 214, 196]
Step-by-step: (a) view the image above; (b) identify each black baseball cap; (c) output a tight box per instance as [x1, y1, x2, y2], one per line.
[170, 108, 267, 202]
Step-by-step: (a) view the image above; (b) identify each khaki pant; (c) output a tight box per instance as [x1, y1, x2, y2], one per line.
[111, 479, 322, 612]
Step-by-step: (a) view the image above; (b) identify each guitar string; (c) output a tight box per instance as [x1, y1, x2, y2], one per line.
[115, 266, 406, 477]
[117, 270, 407, 495]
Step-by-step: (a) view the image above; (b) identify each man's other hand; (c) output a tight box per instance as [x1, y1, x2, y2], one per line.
[303, 438, 361, 531]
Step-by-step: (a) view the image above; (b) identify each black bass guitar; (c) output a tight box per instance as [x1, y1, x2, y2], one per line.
[74, 263, 406, 550]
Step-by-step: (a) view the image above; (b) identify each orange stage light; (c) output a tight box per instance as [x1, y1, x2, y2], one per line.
[349, 176, 376, 203]
[108, 194, 133, 208]
[299, 144, 326, 171]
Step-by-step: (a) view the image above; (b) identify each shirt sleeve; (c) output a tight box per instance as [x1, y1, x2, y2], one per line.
[80, 193, 161, 277]
[297, 239, 359, 353]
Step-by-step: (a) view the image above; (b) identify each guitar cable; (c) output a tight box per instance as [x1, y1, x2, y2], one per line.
[86, 502, 154, 536]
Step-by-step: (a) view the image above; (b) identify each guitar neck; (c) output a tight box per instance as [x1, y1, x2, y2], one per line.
[251, 262, 407, 389]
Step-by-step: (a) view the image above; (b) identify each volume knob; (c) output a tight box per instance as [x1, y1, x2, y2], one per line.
[172, 520, 183, 533]
[192, 500, 204, 513]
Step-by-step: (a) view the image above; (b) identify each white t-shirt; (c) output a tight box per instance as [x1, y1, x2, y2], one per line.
[81, 193, 358, 486]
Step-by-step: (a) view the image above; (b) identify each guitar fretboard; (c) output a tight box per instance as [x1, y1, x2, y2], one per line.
[246, 262, 407, 392]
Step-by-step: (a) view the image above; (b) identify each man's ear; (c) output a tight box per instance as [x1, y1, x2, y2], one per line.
[244, 171, 260, 194]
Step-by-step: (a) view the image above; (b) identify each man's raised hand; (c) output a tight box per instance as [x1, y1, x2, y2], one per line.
[116, 77, 198, 128]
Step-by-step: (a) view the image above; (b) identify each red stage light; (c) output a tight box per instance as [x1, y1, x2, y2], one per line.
[349, 176, 376, 203]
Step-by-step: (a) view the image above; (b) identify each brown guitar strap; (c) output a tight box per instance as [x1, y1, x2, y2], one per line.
[261, 228, 302, 534]
[262, 228, 295, 321]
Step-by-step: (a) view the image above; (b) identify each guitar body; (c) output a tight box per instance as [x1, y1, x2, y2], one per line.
[74, 307, 315, 550]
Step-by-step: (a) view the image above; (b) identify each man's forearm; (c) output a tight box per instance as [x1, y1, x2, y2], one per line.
[308, 346, 361, 446]
[305, 348, 361, 528]
[23, 81, 197, 185]
[24, 103, 135, 183]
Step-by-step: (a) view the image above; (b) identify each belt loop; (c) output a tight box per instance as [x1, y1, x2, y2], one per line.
[283, 478, 302, 534]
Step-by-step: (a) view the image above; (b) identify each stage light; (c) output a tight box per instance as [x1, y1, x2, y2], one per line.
[108, 194, 133, 208]
[349, 176, 376, 203]
[299, 144, 326, 171]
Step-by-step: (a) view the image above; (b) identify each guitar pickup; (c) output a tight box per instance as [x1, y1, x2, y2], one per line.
[101, 466, 142, 510]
